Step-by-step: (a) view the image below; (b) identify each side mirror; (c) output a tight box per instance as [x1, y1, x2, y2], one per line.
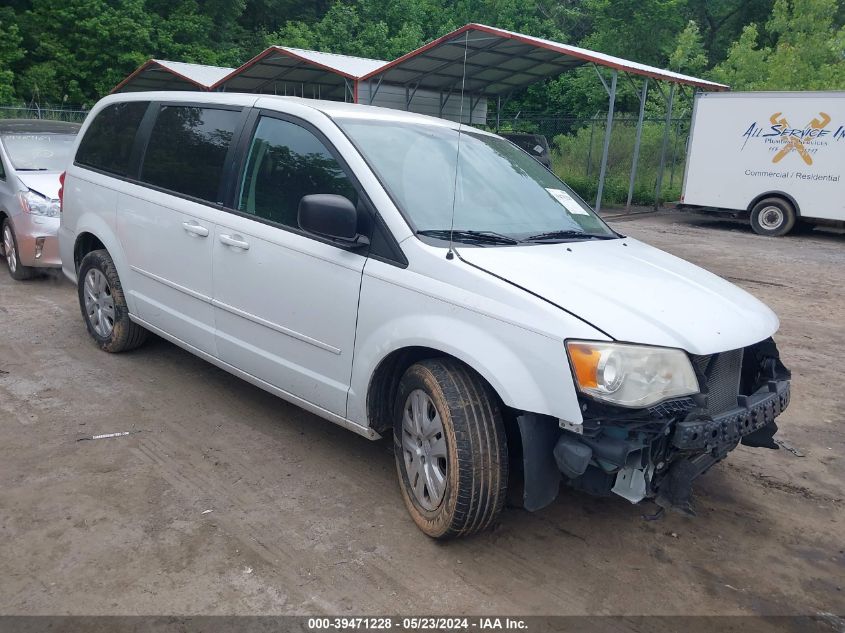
[298, 194, 369, 248]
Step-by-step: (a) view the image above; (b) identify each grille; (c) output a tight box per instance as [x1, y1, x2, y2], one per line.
[692, 349, 743, 414]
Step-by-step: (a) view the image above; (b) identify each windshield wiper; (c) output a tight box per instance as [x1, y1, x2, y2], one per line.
[16, 168, 50, 171]
[523, 229, 619, 243]
[417, 229, 520, 245]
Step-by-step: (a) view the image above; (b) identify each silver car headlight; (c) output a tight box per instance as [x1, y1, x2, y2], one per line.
[566, 340, 699, 408]
[19, 190, 60, 218]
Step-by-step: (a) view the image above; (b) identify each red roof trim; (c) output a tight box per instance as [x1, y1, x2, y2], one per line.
[111, 59, 208, 94]
[359, 23, 728, 91]
[213, 46, 357, 90]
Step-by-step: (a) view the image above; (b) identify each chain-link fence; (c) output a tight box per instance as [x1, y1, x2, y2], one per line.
[0, 104, 89, 123]
[490, 114, 691, 208]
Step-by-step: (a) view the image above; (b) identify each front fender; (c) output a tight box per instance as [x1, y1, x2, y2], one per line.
[348, 266, 602, 429]
[354, 313, 557, 417]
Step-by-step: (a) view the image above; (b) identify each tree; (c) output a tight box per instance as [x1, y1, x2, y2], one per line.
[712, 0, 845, 90]
[579, 0, 686, 65]
[669, 20, 708, 75]
[14, 0, 153, 104]
[709, 24, 771, 90]
[0, 7, 24, 102]
[684, 0, 774, 66]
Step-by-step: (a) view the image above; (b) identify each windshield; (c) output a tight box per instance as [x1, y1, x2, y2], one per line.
[336, 119, 615, 242]
[1, 133, 77, 171]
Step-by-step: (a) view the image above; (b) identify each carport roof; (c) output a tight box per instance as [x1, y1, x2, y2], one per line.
[215, 47, 387, 95]
[360, 23, 729, 93]
[112, 60, 233, 93]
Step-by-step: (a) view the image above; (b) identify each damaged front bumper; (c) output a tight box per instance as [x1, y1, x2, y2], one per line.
[514, 338, 791, 514]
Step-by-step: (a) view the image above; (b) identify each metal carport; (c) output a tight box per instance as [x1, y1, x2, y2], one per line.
[112, 60, 233, 93]
[215, 47, 386, 102]
[359, 23, 729, 211]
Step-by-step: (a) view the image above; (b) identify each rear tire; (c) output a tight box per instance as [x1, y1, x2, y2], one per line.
[77, 249, 147, 353]
[750, 198, 796, 237]
[2, 219, 36, 280]
[394, 358, 508, 539]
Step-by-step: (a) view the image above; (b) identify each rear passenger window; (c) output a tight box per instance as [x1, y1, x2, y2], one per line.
[140, 106, 240, 203]
[75, 102, 148, 176]
[237, 116, 357, 229]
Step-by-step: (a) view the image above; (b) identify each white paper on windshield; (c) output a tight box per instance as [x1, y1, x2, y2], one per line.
[546, 188, 589, 215]
[533, 144, 544, 154]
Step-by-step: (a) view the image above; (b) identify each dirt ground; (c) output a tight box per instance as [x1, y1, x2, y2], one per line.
[0, 210, 843, 618]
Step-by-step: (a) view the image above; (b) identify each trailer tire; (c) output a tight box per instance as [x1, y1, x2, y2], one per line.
[750, 198, 796, 237]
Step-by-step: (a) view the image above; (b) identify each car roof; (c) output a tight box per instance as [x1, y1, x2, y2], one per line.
[100, 91, 498, 136]
[0, 119, 82, 134]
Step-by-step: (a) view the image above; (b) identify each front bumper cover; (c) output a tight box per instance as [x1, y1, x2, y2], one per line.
[9, 213, 61, 268]
[513, 339, 791, 514]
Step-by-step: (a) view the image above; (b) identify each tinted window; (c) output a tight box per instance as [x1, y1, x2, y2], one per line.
[76, 102, 148, 176]
[237, 117, 357, 229]
[141, 106, 240, 203]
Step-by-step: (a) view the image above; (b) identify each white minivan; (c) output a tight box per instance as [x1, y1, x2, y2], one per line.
[59, 92, 791, 538]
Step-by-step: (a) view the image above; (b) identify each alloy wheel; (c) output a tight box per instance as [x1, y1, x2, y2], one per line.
[3, 226, 17, 274]
[401, 389, 449, 511]
[83, 269, 115, 338]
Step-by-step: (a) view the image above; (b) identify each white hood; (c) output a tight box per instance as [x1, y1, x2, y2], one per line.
[17, 172, 62, 200]
[458, 238, 779, 355]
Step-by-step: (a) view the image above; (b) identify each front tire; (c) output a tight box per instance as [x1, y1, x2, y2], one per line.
[394, 359, 508, 539]
[750, 198, 796, 237]
[77, 249, 147, 353]
[2, 219, 36, 280]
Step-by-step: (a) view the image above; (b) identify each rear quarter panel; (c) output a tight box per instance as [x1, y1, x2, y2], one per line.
[59, 168, 128, 304]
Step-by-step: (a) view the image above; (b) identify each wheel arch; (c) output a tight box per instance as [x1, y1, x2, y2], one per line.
[367, 345, 510, 435]
[0, 210, 8, 252]
[73, 232, 106, 272]
[363, 337, 552, 436]
[747, 191, 801, 217]
[68, 214, 136, 313]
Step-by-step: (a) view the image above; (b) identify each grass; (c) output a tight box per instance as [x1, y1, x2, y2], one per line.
[550, 120, 685, 207]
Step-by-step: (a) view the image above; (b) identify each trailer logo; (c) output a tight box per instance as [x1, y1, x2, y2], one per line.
[741, 111, 845, 165]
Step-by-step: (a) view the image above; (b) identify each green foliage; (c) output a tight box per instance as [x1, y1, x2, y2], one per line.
[579, 0, 686, 65]
[551, 120, 686, 206]
[0, 7, 24, 103]
[669, 21, 708, 74]
[14, 0, 153, 105]
[712, 0, 845, 90]
[0, 0, 842, 107]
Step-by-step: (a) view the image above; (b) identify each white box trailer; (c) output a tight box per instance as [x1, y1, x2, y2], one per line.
[681, 91, 845, 236]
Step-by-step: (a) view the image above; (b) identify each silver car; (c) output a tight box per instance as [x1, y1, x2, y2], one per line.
[0, 119, 80, 279]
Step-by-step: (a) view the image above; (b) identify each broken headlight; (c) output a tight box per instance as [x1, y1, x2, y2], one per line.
[566, 341, 699, 408]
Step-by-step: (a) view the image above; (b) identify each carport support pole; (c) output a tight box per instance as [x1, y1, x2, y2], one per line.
[496, 95, 501, 132]
[595, 69, 617, 213]
[654, 82, 676, 209]
[626, 78, 648, 213]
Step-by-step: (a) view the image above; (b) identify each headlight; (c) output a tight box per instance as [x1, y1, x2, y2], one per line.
[566, 340, 699, 408]
[19, 190, 60, 217]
